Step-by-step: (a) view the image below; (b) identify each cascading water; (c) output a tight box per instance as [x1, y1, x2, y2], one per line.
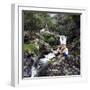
[31, 35, 67, 77]
[31, 52, 56, 77]
[31, 65, 37, 77]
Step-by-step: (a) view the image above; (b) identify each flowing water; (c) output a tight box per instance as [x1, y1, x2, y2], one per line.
[31, 35, 67, 77]
[31, 52, 56, 77]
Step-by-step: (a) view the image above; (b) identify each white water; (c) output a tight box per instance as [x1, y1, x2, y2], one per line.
[31, 52, 55, 77]
[59, 35, 67, 45]
[31, 35, 67, 77]
[31, 66, 37, 77]
[40, 53, 55, 64]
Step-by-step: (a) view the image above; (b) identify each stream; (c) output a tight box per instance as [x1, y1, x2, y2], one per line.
[23, 35, 77, 77]
[31, 52, 56, 77]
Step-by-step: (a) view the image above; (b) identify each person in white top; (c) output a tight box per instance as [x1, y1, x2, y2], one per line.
[57, 35, 68, 58]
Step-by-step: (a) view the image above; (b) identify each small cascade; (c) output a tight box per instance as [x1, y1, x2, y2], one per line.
[31, 52, 56, 77]
[30, 35, 68, 77]
[31, 65, 37, 77]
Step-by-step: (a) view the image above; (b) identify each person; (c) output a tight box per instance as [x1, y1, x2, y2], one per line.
[61, 45, 68, 58]
[51, 35, 68, 58]
[56, 35, 68, 58]
[56, 44, 68, 58]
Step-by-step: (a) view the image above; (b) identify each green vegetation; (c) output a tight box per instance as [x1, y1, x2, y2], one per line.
[23, 11, 80, 57]
[24, 43, 39, 55]
[23, 11, 80, 77]
[43, 33, 55, 45]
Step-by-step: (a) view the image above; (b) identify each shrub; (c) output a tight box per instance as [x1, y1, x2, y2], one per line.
[24, 43, 39, 55]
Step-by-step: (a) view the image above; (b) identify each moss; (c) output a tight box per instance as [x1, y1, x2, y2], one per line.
[24, 43, 39, 55]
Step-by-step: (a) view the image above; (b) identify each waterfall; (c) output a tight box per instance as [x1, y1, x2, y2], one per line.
[59, 35, 67, 45]
[40, 53, 55, 64]
[31, 65, 37, 77]
[31, 35, 68, 77]
[31, 52, 55, 77]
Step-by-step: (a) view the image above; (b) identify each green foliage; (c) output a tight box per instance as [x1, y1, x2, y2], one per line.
[23, 12, 80, 77]
[23, 11, 54, 31]
[47, 37, 55, 45]
[24, 43, 39, 55]
[42, 33, 59, 46]
[23, 11, 80, 57]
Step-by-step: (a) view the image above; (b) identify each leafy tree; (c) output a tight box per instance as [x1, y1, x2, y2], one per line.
[23, 11, 54, 32]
